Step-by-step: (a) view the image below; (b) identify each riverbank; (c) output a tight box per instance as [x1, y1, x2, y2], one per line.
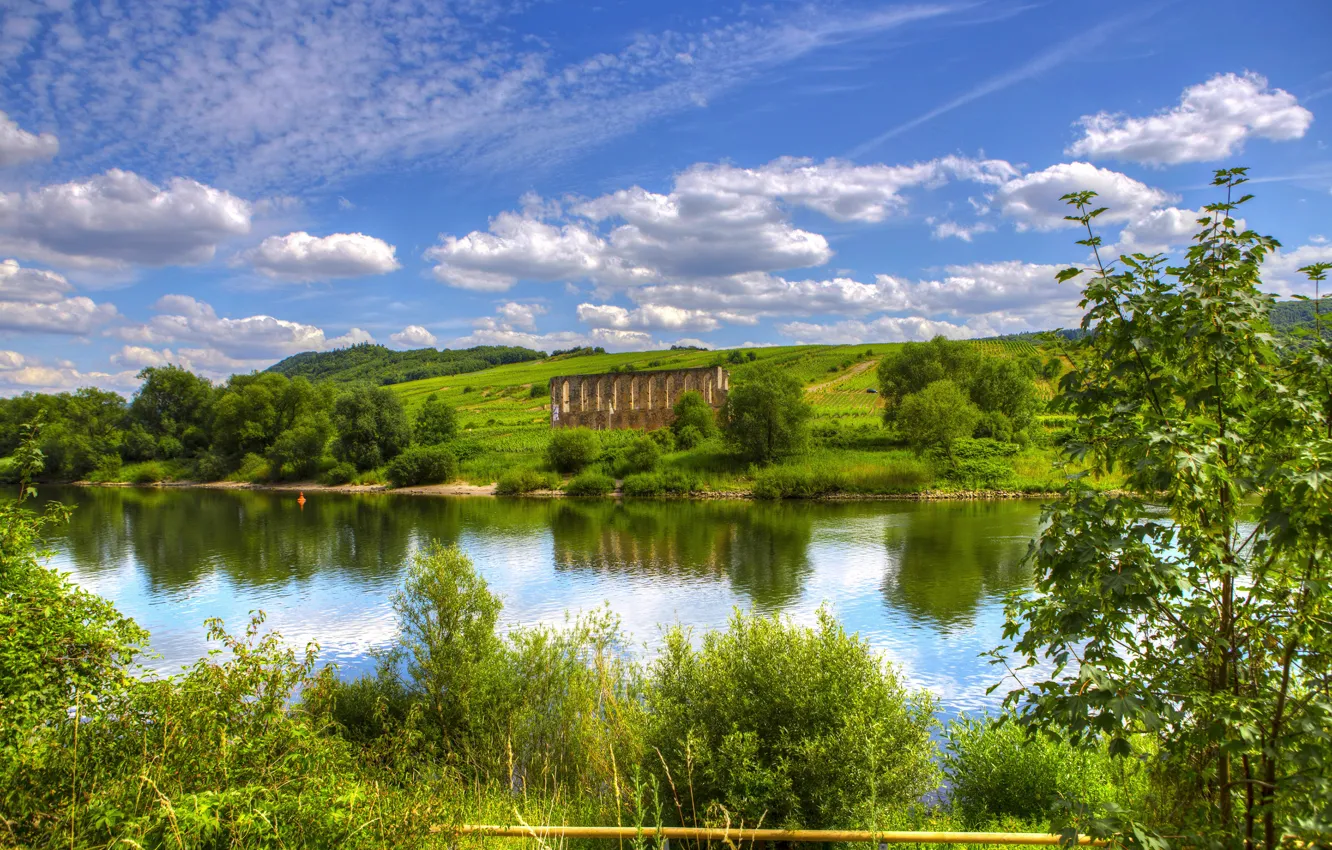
[66, 476, 1063, 501]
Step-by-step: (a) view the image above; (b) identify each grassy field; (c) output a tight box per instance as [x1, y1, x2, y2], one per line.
[383, 341, 1080, 494]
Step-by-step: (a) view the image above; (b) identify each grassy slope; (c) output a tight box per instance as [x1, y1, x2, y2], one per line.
[388, 340, 1077, 493]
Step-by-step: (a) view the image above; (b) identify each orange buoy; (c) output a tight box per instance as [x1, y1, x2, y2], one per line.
[297, 491, 306, 509]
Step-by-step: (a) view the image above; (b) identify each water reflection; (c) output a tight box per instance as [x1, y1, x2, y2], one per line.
[38, 487, 1044, 713]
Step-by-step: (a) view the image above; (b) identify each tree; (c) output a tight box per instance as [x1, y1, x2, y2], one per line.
[670, 390, 716, 443]
[967, 358, 1037, 432]
[895, 379, 980, 457]
[720, 365, 812, 463]
[546, 428, 598, 473]
[995, 172, 1332, 847]
[413, 393, 458, 445]
[876, 336, 981, 420]
[128, 366, 214, 457]
[331, 384, 411, 470]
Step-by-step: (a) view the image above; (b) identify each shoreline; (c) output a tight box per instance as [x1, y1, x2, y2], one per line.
[63, 478, 1059, 502]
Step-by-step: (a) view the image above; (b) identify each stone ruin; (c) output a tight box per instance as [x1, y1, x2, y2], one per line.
[548, 366, 729, 430]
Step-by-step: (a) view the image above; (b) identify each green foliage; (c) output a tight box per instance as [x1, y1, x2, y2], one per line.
[413, 392, 458, 445]
[320, 460, 357, 485]
[212, 373, 333, 468]
[943, 714, 1142, 827]
[896, 380, 980, 457]
[671, 390, 716, 440]
[495, 468, 561, 495]
[385, 445, 457, 487]
[612, 433, 660, 476]
[546, 428, 599, 473]
[646, 609, 938, 828]
[129, 365, 215, 457]
[750, 465, 845, 499]
[563, 470, 615, 497]
[126, 459, 171, 484]
[967, 358, 1037, 431]
[331, 383, 411, 470]
[673, 423, 705, 450]
[266, 341, 542, 385]
[997, 172, 1332, 845]
[720, 365, 813, 464]
[620, 469, 699, 497]
[938, 439, 1017, 490]
[876, 336, 981, 418]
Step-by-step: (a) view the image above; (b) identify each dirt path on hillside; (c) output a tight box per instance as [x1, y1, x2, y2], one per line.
[804, 358, 877, 394]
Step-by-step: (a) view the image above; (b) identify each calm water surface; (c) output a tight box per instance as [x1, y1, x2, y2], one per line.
[39, 486, 1045, 718]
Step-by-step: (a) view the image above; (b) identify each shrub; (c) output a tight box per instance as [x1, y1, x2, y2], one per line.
[750, 465, 846, 499]
[646, 609, 938, 828]
[546, 428, 599, 473]
[620, 469, 698, 497]
[127, 460, 170, 484]
[529, 383, 546, 398]
[720, 365, 812, 464]
[385, 445, 457, 487]
[943, 713, 1143, 827]
[671, 391, 716, 441]
[234, 452, 270, 482]
[674, 423, 705, 450]
[320, 460, 357, 485]
[614, 434, 660, 476]
[563, 470, 614, 497]
[939, 438, 1015, 489]
[897, 379, 980, 457]
[495, 468, 560, 495]
[648, 427, 676, 451]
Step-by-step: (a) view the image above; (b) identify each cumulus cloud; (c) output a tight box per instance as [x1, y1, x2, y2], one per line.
[0, 351, 137, 396]
[1110, 207, 1211, 255]
[778, 316, 975, 345]
[1068, 72, 1314, 166]
[244, 231, 400, 281]
[495, 302, 547, 331]
[0, 110, 58, 167]
[1262, 243, 1332, 297]
[995, 162, 1176, 230]
[427, 154, 1019, 290]
[0, 259, 118, 334]
[575, 303, 731, 333]
[928, 219, 994, 241]
[389, 325, 439, 348]
[0, 170, 251, 270]
[114, 295, 372, 362]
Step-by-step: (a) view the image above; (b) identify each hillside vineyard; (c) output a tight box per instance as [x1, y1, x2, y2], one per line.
[549, 366, 729, 430]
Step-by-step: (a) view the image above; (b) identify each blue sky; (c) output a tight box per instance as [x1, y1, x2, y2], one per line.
[1, 0, 1329, 393]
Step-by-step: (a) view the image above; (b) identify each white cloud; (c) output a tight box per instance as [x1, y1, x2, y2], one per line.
[389, 325, 439, 349]
[112, 345, 175, 369]
[996, 162, 1176, 230]
[0, 110, 58, 167]
[1068, 72, 1314, 166]
[114, 295, 372, 362]
[0, 170, 251, 270]
[495, 302, 548, 331]
[928, 219, 994, 242]
[428, 154, 1019, 289]
[1262, 243, 1332, 297]
[778, 316, 975, 345]
[0, 259, 118, 334]
[0, 351, 137, 396]
[452, 325, 659, 353]
[1111, 207, 1210, 255]
[575, 303, 732, 332]
[629, 273, 896, 318]
[244, 231, 400, 281]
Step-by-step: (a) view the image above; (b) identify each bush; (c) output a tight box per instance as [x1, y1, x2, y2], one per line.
[646, 609, 938, 828]
[563, 470, 614, 497]
[938, 438, 1016, 489]
[674, 423, 705, 450]
[620, 469, 698, 497]
[128, 460, 170, 484]
[320, 460, 357, 485]
[720, 364, 812, 464]
[648, 427, 676, 451]
[613, 434, 660, 476]
[233, 452, 270, 482]
[943, 713, 1143, 827]
[495, 468, 560, 495]
[897, 379, 981, 457]
[546, 428, 599, 473]
[750, 465, 846, 499]
[529, 383, 546, 398]
[671, 391, 716, 441]
[413, 393, 458, 445]
[385, 445, 457, 487]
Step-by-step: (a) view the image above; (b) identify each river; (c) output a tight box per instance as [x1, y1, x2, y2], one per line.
[38, 486, 1046, 719]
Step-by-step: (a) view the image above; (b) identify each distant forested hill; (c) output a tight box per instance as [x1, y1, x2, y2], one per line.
[266, 343, 545, 385]
[1270, 298, 1331, 333]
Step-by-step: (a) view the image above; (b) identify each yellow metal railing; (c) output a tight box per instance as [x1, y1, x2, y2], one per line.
[451, 825, 1108, 847]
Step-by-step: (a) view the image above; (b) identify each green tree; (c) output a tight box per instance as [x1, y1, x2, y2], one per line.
[331, 384, 411, 470]
[876, 336, 981, 420]
[670, 390, 716, 444]
[720, 365, 812, 463]
[128, 366, 215, 457]
[967, 358, 1037, 433]
[895, 379, 980, 457]
[413, 393, 458, 445]
[995, 172, 1332, 846]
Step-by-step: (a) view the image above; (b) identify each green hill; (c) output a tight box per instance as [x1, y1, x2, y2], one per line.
[1270, 298, 1332, 333]
[265, 343, 544, 385]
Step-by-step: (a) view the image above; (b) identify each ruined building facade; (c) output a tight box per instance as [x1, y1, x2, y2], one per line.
[549, 366, 729, 430]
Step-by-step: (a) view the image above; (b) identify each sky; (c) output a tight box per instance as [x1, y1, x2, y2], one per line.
[1, 0, 1330, 395]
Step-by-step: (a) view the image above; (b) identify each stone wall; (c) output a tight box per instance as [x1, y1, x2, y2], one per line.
[549, 366, 729, 430]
